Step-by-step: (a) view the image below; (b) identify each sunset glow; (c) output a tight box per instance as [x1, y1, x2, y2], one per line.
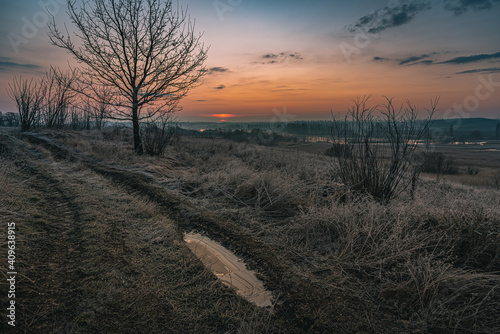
[207, 114, 237, 119]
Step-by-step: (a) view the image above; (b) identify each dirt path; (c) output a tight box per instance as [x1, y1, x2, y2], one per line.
[1, 131, 369, 333]
[3, 132, 293, 333]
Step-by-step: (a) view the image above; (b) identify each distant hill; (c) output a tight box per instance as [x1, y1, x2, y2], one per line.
[430, 118, 500, 138]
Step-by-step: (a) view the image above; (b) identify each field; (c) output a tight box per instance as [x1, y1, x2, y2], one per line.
[1, 128, 499, 333]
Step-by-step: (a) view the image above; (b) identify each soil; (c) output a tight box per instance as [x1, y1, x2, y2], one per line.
[0, 130, 366, 333]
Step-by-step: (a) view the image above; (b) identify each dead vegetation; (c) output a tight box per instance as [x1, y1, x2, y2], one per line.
[161, 134, 499, 332]
[1, 129, 499, 333]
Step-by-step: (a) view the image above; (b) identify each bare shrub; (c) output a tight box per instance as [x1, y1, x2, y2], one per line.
[330, 96, 437, 202]
[42, 67, 78, 128]
[7, 77, 45, 131]
[466, 165, 479, 176]
[142, 115, 177, 156]
[324, 142, 351, 158]
[419, 152, 459, 179]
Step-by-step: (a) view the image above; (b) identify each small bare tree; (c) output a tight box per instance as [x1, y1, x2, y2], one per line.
[141, 111, 177, 156]
[42, 67, 78, 128]
[7, 77, 45, 131]
[331, 96, 437, 202]
[87, 87, 113, 130]
[49, 0, 208, 153]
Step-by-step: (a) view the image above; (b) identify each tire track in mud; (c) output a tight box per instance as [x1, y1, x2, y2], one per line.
[20, 132, 363, 333]
[1, 134, 94, 332]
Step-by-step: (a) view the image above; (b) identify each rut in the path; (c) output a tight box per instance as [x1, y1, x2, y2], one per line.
[1, 135, 92, 332]
[19, 132, 363, 333]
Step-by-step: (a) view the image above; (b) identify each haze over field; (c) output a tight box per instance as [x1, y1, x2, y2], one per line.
[0, 0, 499, 121]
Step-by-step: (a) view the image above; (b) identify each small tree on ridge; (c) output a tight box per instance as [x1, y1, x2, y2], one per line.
[49, 0, 208, 153]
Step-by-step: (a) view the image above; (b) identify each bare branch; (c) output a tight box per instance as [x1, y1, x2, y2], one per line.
[49, 0, 208, 153]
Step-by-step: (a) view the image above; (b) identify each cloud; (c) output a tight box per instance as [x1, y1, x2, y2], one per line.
[208, 67, 229, 74]
[263, 54, 278, 59]
[271, 85, 312, 92]
[374, 51, 500, 67]
[373, 53, 436, 65]
[439, 51, 500, 64]
[444, 0, 500, 15]
[418, 60, 434, 65]
[260, 52, 303, 64]
[348, 1, 431, 34]
[200, 67, 230, 75]
[399, 54, 430, 65]
[214, 84, 226, 90]
[0, 57, 42, 72]
[455, 67, 500, 74]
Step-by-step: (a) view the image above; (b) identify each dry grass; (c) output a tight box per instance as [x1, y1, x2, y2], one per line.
[7, 129, 499, 333]
[160, 135, 500, 332]
[0, 131, 293, 333]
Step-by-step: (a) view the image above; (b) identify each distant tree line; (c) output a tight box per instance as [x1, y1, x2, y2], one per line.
[226, 120, 500, 142]
[176, 128, 297, 146]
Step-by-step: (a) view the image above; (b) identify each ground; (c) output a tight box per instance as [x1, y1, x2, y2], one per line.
[0, 128, 499, 333]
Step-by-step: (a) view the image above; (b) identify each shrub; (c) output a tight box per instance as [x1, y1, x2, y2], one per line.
[418, 152, 459, 177]
[324, 142, 351, 158]
[141, 117, 177, 156]
[466, 165, 479, 176]
[330, 96, 437, 202]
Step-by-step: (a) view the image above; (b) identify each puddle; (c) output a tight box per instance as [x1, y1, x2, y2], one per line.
[184, 232, 273, 308]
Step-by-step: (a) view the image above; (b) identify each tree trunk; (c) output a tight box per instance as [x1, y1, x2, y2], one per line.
[132, 102, 143, 154]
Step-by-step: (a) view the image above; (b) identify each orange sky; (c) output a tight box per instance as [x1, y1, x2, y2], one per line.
[1, 0, 499, 122]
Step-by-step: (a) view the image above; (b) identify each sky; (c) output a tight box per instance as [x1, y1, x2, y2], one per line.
[0, 0, 499, 122]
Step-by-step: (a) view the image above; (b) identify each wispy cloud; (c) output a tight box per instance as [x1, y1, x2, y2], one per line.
[399, 54, 432, 65]
[373, 51, 500, 67]
[260, 52, 303, 64]
[373, 56, 390, 62]
[348, 1, 431, 34]
[444, 0, 500, 15]
[373, 53, 437, 65]
[214, 84, 226, 90]
[208, 67, 229, 74]
[439, 51, 500, 64]
[0, 57, 42, 72]
[200, 67, 230, 75]
[455, 67, 500, 74]
[271, 85, 312, 92]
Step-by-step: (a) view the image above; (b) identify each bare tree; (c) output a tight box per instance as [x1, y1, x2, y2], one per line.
[7, 77, 45, 131]
[49, 0, 208, 153]
[330, 96, 437, 202]
[42, 67, 78, 128]
[87, 87, 113, 130]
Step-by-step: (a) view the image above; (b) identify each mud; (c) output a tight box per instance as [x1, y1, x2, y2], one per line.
[184, 232, 273, 308]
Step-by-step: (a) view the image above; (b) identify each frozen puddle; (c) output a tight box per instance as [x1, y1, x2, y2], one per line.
[184, 232, 273, 308]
